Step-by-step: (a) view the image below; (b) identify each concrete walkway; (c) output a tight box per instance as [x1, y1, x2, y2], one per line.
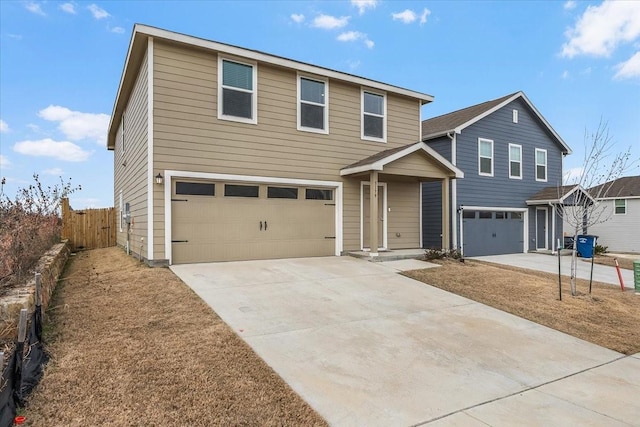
[171, 257, 640, 426]
[471, 253, 636, 289]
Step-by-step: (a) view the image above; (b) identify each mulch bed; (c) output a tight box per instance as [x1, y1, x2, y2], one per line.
[23, 247, 327, 426]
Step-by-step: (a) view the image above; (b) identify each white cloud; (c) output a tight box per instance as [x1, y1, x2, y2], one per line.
[564, 1, 577, 11]
[0, 119, 9, 133]
[312, 14, 350, 30]
[110, 26, 125, 34]
[43, 167, 64, 175]
[561, 1, 640, 58]
[351, 0, 377, 15]
[0, 155, 10, 168]
[337, 31, 374, 49]
[87, 4, 110, 20]
[291, 13, 305, 23]
[38, 105, 109, 146]
[392, 9, 417, 24]
[420, 8, 431, 25]
[60, 2, 76, 14]
[8, 34, 23, 40]
[561, 70, 570, 79]
[25, 2, 45, 16]
[614, 51, 640, 80]
[13, 138, 91, 162]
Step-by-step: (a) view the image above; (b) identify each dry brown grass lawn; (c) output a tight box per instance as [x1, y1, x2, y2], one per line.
[24, 247, 327, 426]
[591, 255, 637, 271]
[404, 260, 640, 355]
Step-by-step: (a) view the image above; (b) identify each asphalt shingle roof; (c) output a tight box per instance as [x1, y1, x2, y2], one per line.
[590, 175, 640, 198]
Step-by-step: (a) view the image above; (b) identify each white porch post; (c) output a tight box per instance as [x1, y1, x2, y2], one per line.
[369, 171, 379, 256]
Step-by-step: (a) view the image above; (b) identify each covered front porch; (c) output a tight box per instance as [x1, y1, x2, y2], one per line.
[340, 142, 463, 257]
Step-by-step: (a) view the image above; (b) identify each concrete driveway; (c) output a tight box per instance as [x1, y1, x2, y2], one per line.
[471, 253, 636, 289]
[171, 257, 640, 426]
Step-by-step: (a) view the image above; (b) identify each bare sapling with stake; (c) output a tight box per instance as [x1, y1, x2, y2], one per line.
[556, 119, 635, 296]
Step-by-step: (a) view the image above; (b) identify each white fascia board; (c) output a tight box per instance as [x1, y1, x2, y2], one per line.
[461, 205, 528, 212]
[596, 195, 640, 201]
[135, 24, 434, 103]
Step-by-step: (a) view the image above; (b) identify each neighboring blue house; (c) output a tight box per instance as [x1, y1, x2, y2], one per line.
[421, 91, 575, 256]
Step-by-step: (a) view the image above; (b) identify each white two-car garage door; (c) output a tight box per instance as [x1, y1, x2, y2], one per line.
[171, 180, 336, 264]
[462, 210, 524, 257]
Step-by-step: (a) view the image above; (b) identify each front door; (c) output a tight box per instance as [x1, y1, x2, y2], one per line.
[362, 184, 386, 250]
[536, 208, 548, 250]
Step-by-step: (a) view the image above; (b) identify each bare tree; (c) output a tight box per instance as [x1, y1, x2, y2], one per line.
[556, 120, 635, 296]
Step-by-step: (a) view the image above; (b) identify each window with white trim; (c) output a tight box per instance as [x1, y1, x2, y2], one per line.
[298, 76, 328, 133]
[614, 199, 626, 215]
[478, 138, 494, 176]
[218, 58, 257, 124]
[512, 109, 518, 123]
[362, 90, 386, 142]
[509, 143, 522, 179]
[535, 148, 547, 182]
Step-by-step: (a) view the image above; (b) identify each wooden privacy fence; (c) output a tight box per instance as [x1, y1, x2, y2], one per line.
[61, 198, 116, 251]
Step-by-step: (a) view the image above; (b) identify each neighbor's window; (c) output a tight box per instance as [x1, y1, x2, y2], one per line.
[298, 76, 327, 133]
[478, 138, 494, 176]
[362, 90, 386, 141]
[614, 199, 626, 215]
[509, 143, 522, 179]
[535, 148, 547, 182]
[218, 58, 257, 123]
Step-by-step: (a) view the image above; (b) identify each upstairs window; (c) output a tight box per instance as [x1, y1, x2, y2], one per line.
[218, 58, 257, 124]
[535, 148, 547, 182]
[478, 138, 494, 176]
[298, 76, 328, 133]
[362, 90, 386, 142]
[614, 199, 626, 215]
[509, 143, 522, 179]
[512, 109, 518, 123]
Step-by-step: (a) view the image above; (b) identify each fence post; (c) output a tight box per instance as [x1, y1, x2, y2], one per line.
[35, 273, 42, 306]
[17, 309, 28, 345]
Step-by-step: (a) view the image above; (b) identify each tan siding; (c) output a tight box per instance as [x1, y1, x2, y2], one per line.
[150, 40, 429, 257]
[384, 152, 450, 178]
[114, 49, 149, 259]
[386, 181, 421, 249]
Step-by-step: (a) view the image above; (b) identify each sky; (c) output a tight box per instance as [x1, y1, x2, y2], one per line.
[1, 0, 639, 208]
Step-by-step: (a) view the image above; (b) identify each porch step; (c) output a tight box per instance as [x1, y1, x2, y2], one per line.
[346, 249, 425, 262]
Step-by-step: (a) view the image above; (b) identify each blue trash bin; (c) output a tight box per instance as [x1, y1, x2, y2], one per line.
[576, 235, 598, 258]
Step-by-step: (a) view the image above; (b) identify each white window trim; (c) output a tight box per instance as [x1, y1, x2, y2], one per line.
[478, 138, 494, 177]
[508, 143, 522, 179]
[297, 73, 329, 134]
[614, 199, 627, 215]
[121, 113, 126, 155]
[361, 89, 387, 143]
[217, 56, 258, 125]
[535, 148, 547, 182]
[512, 109, 518, 124]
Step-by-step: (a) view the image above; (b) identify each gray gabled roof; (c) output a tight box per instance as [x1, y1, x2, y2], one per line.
[422, 91, 572, 155]
[526, 184, 594, 205]
[589, 175, 640, 199]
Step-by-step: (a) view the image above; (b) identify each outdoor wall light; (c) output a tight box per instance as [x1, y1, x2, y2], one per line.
[155, 173, 163, 185]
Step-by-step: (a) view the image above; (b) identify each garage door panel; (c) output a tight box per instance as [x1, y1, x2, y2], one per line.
[463, 210, 523, 257]
[172, 181, 335, 263]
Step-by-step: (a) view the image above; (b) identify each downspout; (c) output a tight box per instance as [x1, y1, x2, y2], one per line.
[549, 202, 556, 254]
[446, 131, 458, 250]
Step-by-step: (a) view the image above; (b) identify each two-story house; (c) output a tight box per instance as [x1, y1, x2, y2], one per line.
[107, 24, 462, 265]
[421, 92, 575, 257]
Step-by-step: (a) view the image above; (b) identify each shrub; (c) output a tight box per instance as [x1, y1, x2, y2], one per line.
[0, 175, 80, 287]
[424, 248, 462, 260]
[594, 244, 608, 255]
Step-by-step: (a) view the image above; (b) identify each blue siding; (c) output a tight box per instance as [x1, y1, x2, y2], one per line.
[422, 181, 442, 248]
[422, 136, 451, 248]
